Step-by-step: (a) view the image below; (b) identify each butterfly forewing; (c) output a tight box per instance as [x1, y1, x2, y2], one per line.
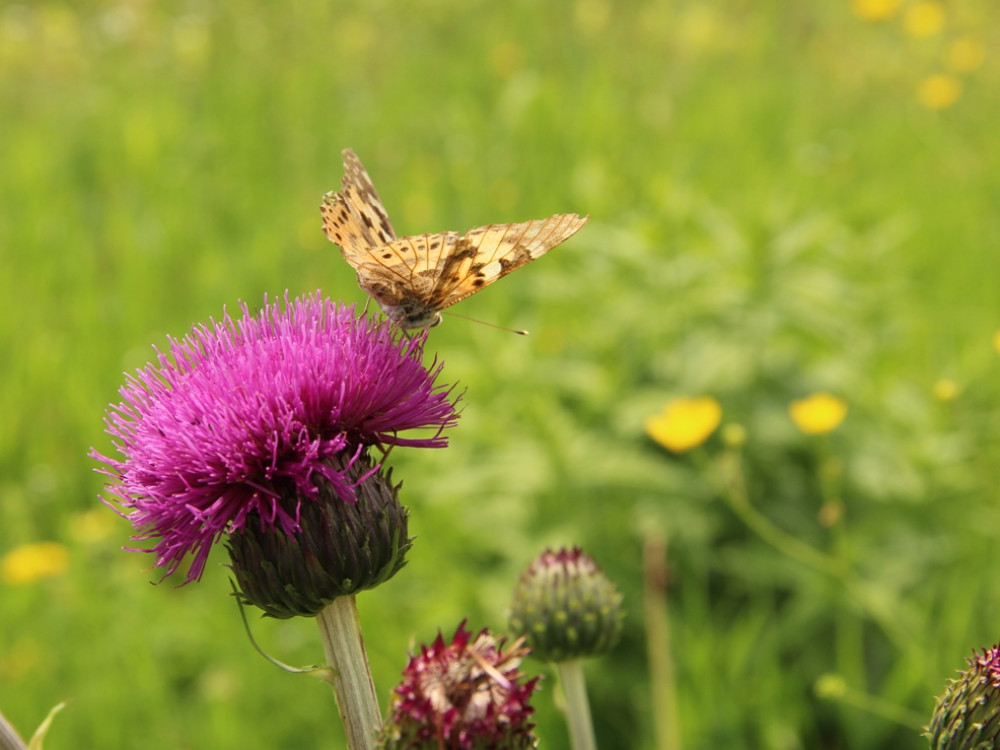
[425, 214, 589, 309]
[321, 150, 396, 258]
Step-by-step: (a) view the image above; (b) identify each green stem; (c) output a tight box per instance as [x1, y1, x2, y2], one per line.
[717, 450, 844, 576]
[0, 711, 27, 750]
[715, 449, 917, 655]
[820, 677, 927, 730]
[316, 595, 381, 750]
[557, 660, 596, 750]
[643, 532, 681, 750]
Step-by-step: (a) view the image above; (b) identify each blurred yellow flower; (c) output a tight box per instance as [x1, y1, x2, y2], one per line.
[917, 74, 962, 110]
[1, 542, 69, 585]
[789, 393, 847, 435]
[721, 422, 747, 448]
[946, 38, 986, 73]
[172, 17, 211, 69]
[904, 2, 946, 37]
[490, 40, 524, 78]
[645, 397, 722, 453]
[993, 330, 1000, 356]
[851, 0, 901, 21]
[932, 378, 960, 402]
[574, 0, 611, 36]
[815, 673, 848, 699]
[68, 509, 116, 545]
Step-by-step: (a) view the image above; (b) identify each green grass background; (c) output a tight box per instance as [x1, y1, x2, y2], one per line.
[2, 1, 999, 748]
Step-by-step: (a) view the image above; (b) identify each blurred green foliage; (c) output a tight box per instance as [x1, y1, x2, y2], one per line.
[2, 0, 999, 748]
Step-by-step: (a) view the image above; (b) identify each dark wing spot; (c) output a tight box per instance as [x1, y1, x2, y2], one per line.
[452, 239, 477, 260]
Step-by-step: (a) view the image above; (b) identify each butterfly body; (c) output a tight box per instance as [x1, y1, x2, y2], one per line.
[321, 149, 587, 331]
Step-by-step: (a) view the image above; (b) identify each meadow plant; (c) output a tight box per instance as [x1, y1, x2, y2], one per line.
[92, 292, 462, 749]
[927, 645, 1000, 749]
[509, 547, 624, 750]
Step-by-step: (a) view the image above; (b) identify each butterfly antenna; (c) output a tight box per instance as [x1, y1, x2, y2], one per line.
[442, 312, 529, 336]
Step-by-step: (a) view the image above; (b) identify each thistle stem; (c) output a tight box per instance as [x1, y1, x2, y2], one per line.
[644, 532, 681, 750]
[558, 660, 596, 750]
[0, 711, 27, 750]
[317, 595, 381, 750]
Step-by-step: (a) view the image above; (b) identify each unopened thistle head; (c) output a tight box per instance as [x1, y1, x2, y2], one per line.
[508, 547, 623, 663]
[92, 293, 459, 611]
[381, 622, 540, 749]
[927, 644, 1000, 749]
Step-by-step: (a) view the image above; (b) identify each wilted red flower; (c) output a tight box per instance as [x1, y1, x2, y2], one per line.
[384, 622, 539, 749]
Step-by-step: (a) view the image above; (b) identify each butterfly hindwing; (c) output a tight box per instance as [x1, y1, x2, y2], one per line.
[426, 214, 589, 309]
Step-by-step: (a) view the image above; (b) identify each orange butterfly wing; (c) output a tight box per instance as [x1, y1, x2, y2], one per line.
[321, 150, 587, 330]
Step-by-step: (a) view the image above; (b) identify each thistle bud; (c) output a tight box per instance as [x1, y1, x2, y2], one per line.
[227, 453, 411, 618]
[927, 644, 1000, 749]
[508, 547, 623, 663]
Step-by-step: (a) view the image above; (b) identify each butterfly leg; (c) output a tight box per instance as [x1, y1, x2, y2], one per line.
[376, 435, 397, 462]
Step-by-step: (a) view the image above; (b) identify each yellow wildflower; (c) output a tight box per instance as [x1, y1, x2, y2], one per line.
[490, 40, 524, 78]
[1, 542, 70, 585]
[645, 397, 722, 453]
[904, 2, 946, 38]
[851, 0, 901, 21]
[993, 330, 1000, 356]
[721, 423, 747, 448]
[789, 393, 847, 435]
[68, 509, 117, 545]
[815, 673, 848, 700]
[932, 379, 960, 402]
[946, 38, 985, 73]
[916, 74, 962, 110]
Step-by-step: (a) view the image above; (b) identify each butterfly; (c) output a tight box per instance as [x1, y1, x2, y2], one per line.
[321, 149, 587, 331]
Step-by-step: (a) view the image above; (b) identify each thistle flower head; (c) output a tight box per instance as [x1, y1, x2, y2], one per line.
[226, 452, 412, 618]
[508, 547, 623, 663]
[92, 292, 459, 584]
[927, 644, 1000, 749]
[382, 622, 539, 749]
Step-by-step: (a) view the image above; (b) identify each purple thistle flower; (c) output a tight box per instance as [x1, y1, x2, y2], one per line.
[92, 292, 459, 584]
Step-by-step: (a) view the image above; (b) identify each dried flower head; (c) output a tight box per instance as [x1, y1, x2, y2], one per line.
[382, 622, 539, 749]
[92, 292, 459, 583]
